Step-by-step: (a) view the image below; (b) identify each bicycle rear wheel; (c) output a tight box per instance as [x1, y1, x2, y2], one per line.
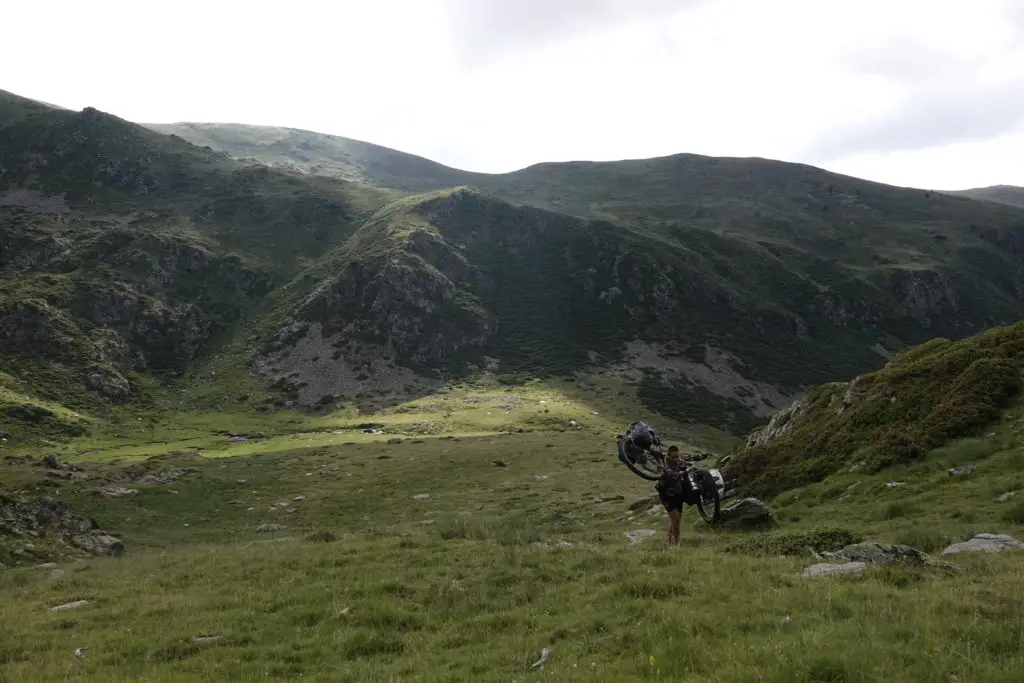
[691, 469, 721, 523]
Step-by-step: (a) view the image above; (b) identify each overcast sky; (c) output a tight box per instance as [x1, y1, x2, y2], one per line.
[5, 0, 1023, 190]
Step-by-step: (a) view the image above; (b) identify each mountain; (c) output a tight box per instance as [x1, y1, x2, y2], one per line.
[5, 88, 1024, 444]
[724, 321, 1024, 498]
[948, 185, 1024, 209]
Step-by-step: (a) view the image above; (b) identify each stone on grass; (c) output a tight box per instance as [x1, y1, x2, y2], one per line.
[714, 498, 773, 530]
[940, 533, 1024, 555]
[256, 523, 285, 533]
[803, 562, 867, 578]
[623, 529, 659, 545]
[49, 600, 89, 612]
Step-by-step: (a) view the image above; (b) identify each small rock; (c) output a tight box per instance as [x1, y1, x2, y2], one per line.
[885, 481, 905, 487]
[998, 491, 1017, 502]
[948, 464, 977, 477]
[293, 495, 305, 501]
[553, 540, 574, 548]
[715, 498, 773, 530]
[37, 562, 58, 569]
[49, 569, 66, 581]
[191, 635, 223, 645]
[101, 487, 138, 499]
[73, 647, 85, 661]
[387, 438, 403, 445]
[491, 460, 507, 468]
[410, 494, 431, 501]
[167, 489, 179, 495]
[941, 533, 1024, 555]
[420, 519, 435, 525]
[803, 562, 867, 578]
[236, 479, 248, 484]
[533, 474, 549, 481]
[623, 529, 659, 544]
[256, 524, 285, 533]
[49, 600, 89, 612]
[531, 647, 552, 669]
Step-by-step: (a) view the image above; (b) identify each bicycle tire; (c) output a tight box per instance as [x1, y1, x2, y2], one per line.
[617, 437, 664, 481]
[691, 469, 722, 523]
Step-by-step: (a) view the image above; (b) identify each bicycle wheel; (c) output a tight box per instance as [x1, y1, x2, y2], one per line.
[617, 437, 665, 481]
[691, 469, 721, 523]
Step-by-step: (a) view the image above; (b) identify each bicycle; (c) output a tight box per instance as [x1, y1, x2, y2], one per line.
[616, 427, 725, 524]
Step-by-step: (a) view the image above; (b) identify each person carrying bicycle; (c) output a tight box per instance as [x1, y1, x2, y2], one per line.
[655, 446, 688, 545]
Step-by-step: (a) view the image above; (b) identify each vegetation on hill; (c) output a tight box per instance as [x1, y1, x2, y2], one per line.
[6, 87, 1024, 444]
[725, 322, 1024, 498]
[948, 184, 1024, 208]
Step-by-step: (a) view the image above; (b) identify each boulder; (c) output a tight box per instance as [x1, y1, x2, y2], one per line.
[940, 533, 1024, 555]
[84, 368, 132, 402]
[715, 497, 773, 530]
[819, 542, 961, 573]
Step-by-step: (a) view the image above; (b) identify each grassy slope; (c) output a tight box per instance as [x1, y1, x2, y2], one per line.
[725, 322, 1024, 498]
[949, 185, 1024, 208]
[149, 120, 1024, 355]
[1, 400, 1022, 681]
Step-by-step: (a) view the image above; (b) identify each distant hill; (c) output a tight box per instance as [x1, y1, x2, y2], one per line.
[4, 87, 1024, 443]
[947, 185, 1024, 209]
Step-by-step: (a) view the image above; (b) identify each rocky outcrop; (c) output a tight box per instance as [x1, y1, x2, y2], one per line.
[888, 269, 960, 325]
[744, 400, 807, 448]
[84, 367, 132, 401]
[0, 495, 124, 557]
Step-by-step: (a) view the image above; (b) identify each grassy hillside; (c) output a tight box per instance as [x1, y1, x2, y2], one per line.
[1, 390, 1022, 681]
[725, 321, 1024, 498]
[949, 185, 1024, 208]
[145, 122, 471, 192]
[7, 87, 1024, 446]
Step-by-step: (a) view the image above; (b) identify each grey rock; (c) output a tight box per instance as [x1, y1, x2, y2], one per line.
[71, 534, 124, 557]
[101, 487, 138, 499]
[821, 542, 961, 572]
[802, 562, 867, 578]
[715, 497, 773, 530]
[948, 464, 977, 477]
[410, 494, 431, 501]
[940, 533, 1024, 555]
[256, 523, 285, 533]
[623, 529, 659, 544]
[85, 368, 132, 402]
[191, 635, 223, 645]
[998, 491, 1017, 502]
[48, 600, 89, 612]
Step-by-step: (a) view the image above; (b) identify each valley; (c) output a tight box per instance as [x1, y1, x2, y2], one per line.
[1, 88, 1023, 681]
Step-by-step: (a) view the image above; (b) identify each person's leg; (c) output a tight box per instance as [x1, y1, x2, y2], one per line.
[667, 508, 681, 545]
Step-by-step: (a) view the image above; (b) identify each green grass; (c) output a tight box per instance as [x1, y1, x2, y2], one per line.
[726, 322, 1024, 498]
[1, 421, 1023, 681]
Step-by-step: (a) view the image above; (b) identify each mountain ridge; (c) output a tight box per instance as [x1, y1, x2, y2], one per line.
[3, 87, 1024, 445]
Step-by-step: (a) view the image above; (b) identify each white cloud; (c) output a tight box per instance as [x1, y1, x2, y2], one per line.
[2, 0, 1022, 189]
